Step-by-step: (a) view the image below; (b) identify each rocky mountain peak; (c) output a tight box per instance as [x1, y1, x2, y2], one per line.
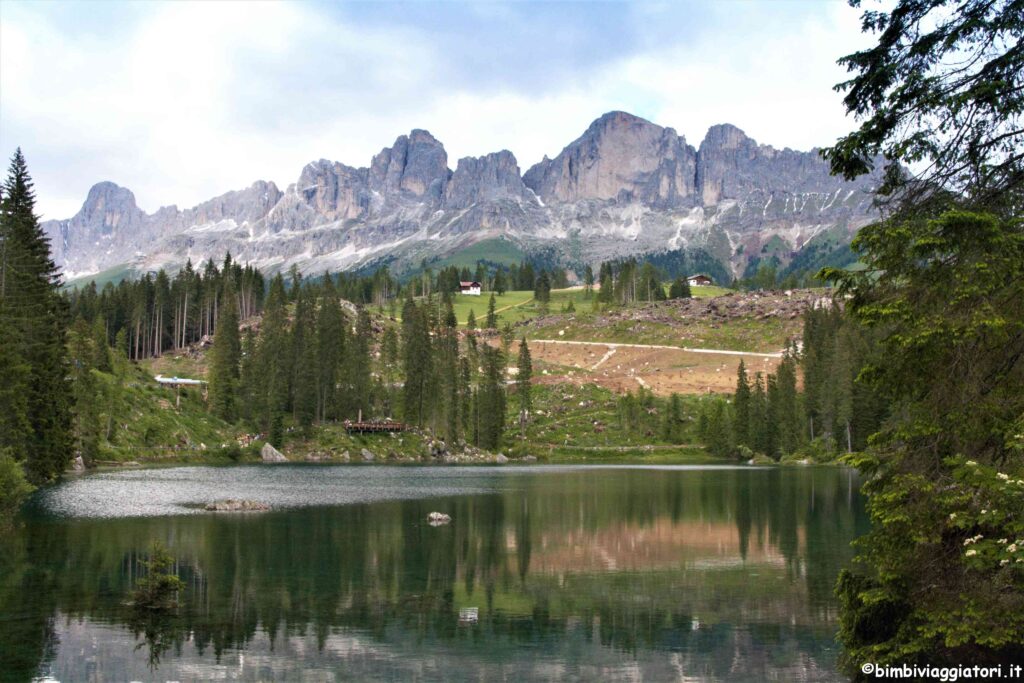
[44, 110, 884, 281]
[444, 150, 530, 209]
[370, 129, 450, 202]
[700, 123, 752, 152]
[523, 111, 697, 208]
[78, 181, 143, 232]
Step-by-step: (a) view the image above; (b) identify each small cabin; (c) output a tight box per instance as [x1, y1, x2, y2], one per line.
[459, 281, 482, 296]
[687, 274, 714, 287]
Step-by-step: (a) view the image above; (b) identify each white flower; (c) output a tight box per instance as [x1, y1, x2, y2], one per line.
[997, 473, 1010, 481]
[965, 549, 978, 557]
[966, 460, 978, 466]
[1001, 559, 1010, 566]
[1009, 544, 1018, 553]
[949, 512, 957, 520]
[982, 509, 988, 514]
[998, 538, 1008, 544]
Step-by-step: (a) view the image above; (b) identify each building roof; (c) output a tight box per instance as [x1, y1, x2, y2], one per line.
[459, 281, 481, 287]
[155, 374, 206, 386]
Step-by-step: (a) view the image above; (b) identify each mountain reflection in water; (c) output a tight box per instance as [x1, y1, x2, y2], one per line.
[1, 465, 867, 682]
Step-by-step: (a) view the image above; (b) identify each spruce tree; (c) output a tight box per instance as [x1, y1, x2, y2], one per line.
[0, 149, 72, 483]
[466, 309, 476, 330]
[516, 338, 533, 438]
[69, 318, 101, 466]
[208, 279, 241, 422]
[775, 355, 801, 455]
[290, 286, 318, 427]
[534, 271, 551, 312]
[402, 300, 432, 425]
[733, 360, 751, 447]
[668, 277, 692, 299]
[90, 317, 111, 372]
[255, 275, 291, 441]
[346, 306, 373, 419]
[486, 293, 498, 329]
[751, 373, 768, 455]
[661, 393, 683, 443]
[315, 276, 345, 422]
[476, 345, 506, 449]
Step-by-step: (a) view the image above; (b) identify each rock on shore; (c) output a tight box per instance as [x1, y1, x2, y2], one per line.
[261, 444, 288, 463]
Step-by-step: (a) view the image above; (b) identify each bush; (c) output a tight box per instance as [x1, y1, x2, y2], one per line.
[222, 443, 243, 461]
[132, 541, 185, 610]
[0, 449, 34, 525]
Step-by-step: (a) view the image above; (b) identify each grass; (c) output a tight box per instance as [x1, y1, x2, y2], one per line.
[91, 358, 240, 464]
[689, 285, 732, 298]
[63, 263, 137, 290]
[526, 306, 797, 353]
[505, 382, 722, 462]
[449, 290, 534, 326]
[432, 237, 527, 270]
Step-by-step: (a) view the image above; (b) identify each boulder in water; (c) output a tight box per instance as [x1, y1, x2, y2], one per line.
[427, 511, 451, 525]
[205, 499, 270, 512]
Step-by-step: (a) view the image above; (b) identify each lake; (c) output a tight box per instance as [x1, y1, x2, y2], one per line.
[1, 465, 867, 682]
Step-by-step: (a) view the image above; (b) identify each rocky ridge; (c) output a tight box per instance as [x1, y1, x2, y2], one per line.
[44, 111, 885, 280]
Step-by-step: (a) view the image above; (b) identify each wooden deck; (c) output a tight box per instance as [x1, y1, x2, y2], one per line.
[343, 420, 409, 433]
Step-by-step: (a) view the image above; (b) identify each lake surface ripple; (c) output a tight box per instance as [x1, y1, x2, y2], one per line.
[2, 465, 867, 682]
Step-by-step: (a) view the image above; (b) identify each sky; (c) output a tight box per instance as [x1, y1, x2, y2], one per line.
[0, 0, 875, 220]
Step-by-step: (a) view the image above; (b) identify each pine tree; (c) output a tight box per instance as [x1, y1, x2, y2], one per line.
[765, 373, 781, 459]
[69, 318, 101, 466]
[315, 276, 345, 422]
[733, 360, 751, 447]
[668, 277, 692, 299]
[583, 265, 595, 298]
[0, 149, 72, 483]
[486, 293, 498, 329]
[208, 279, 241, 422]
[402, 300, 432, 425]
[476, 345, 506, 449]
[90, 317, 111, 372]
[534, 271, 551, 312]
[466, 309, 476, 330]
[661, 393, 683, 443]
[291, 286, 318, 427]
[255, 275, 291, 441]
[751, 373, 768, 455]
[775, 355, 801, 455]
[705, 399, 732, 457]
[516, 338, 533, 438]
[346, 306, 373, 419]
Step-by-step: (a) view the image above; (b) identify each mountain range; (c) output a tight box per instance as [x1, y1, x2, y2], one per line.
[43, 111, 884, 282]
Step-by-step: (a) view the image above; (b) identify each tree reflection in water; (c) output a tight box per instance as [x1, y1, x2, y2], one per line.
[2, 466, 867, 682]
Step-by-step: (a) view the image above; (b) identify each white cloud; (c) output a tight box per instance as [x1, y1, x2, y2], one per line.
[0, 0, 873, 220]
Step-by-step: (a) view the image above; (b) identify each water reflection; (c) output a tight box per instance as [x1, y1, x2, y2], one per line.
[0, 466, 866, 682]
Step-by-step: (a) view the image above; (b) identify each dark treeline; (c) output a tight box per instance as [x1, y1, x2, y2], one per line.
[699, 304, 888, 461]
[204, 270, 531, 452]
[594, 257, 693, 306]
[65, 256, 265, 361]
[405, 259, 569, 300]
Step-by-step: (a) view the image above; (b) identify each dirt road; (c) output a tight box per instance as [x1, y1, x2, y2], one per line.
[523, 339, 785, 396]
